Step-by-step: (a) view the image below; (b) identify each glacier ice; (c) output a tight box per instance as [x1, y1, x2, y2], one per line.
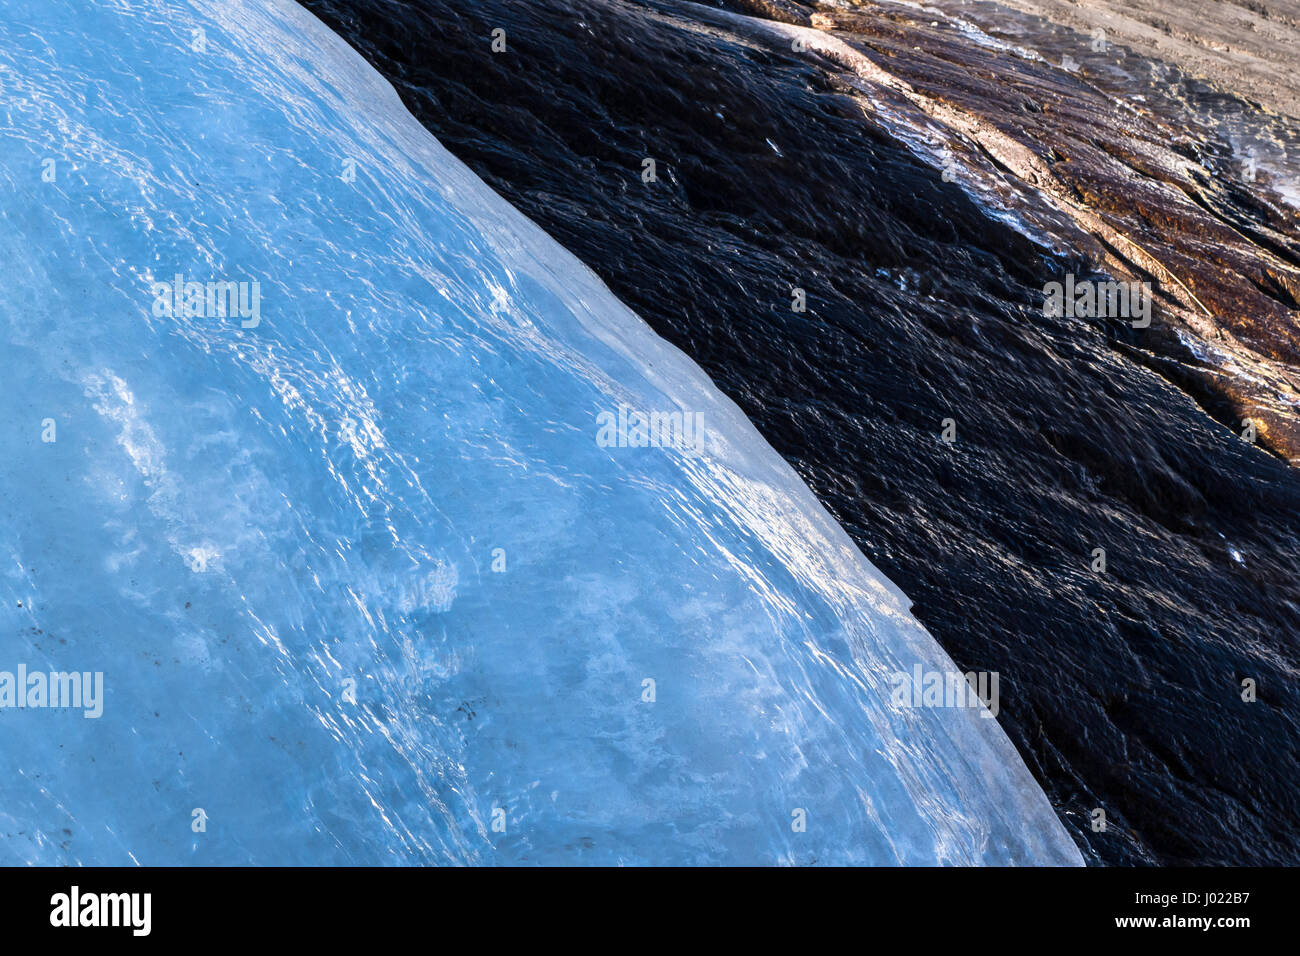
[0, 0, 1083, 865]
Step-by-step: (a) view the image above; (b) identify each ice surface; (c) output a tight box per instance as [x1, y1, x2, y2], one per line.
[0, 0, 1082, 864]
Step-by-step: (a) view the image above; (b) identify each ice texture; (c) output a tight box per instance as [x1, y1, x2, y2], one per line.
[0, 0, 1083, 865]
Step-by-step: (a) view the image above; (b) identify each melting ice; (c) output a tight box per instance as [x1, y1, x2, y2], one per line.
[0, 0, 1082, 865]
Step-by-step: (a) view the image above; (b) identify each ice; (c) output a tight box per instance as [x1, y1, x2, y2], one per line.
[0, 0, 1082, 865]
